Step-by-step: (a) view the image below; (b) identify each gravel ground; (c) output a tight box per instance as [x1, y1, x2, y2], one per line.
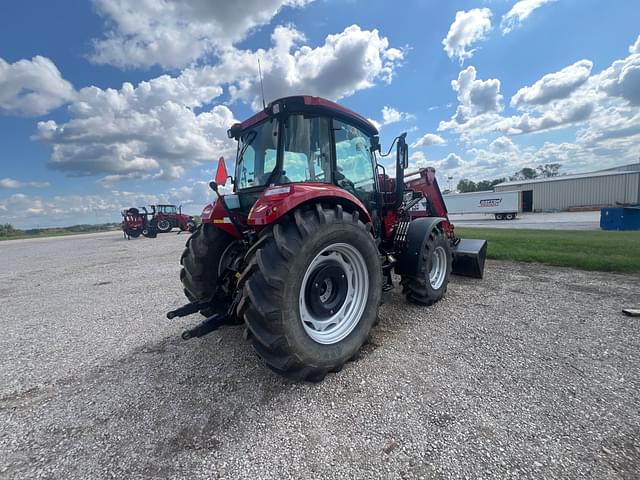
[1, 231, 639, 479]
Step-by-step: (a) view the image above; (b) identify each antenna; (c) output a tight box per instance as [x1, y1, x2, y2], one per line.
[258, 58, 266, 110]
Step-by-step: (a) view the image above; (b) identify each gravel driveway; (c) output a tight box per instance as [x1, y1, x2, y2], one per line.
[1, 231, 639, 479]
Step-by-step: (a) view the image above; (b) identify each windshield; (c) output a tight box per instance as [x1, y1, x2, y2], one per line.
[236, 118, 279, 190]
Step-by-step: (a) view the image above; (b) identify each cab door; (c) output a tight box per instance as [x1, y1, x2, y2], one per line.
[332, 119, 379, 215]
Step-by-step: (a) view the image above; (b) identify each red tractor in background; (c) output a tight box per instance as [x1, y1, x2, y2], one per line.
[167, 96, 487, 381]
[121, 204, 196, 239]
[152, 204, 196, 233]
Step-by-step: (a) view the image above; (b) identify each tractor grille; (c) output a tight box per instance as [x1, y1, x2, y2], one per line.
[393, 221, 411, 248]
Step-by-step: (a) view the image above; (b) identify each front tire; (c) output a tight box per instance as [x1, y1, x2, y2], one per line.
[237, 204, 381, 381]
[400, 227, 452, 306]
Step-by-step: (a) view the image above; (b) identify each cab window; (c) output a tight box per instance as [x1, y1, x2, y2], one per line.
[281, 115, 331, 183]
[333, 120, 377, 204]
[158, 205, 176, 214]
[236, 118, 279, 190]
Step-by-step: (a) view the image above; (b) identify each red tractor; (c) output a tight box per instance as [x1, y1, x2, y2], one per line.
[121, 205, 196, 239]
[168, 96, 486, 381]
[151, 204, 196, 234]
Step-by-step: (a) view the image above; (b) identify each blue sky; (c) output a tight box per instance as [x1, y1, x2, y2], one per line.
[1, 0, 639, 228]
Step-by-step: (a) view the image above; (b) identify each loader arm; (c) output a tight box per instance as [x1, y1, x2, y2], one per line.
[403, 167, 487, 279]
[404, 168, 454, 237]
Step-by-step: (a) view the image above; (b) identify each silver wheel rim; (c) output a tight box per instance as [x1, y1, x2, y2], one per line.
[218, 240, 242, 276]
[429, 246, 447, 290]
[158, 220, 170, 230]
[299, 243, 369, 345]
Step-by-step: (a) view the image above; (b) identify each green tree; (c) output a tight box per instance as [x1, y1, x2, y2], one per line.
[536, 163, 561, 178]
[457, 177, 506, 193]
[0, 224, 19, 237]
[511, 167, 538, 181]
[457, 179, 477, 193]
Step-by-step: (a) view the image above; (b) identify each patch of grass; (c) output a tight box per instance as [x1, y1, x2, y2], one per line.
[456, 227, 640, 273]
[0, 223, 120, 241]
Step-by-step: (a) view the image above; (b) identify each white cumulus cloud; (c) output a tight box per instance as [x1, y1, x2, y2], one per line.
[489, 136, 517, 152]
[511, 60, 593, 107]
[34, 23, 403, 184]
[497, 97, 596, 135]
[90, 0, 314, 69]
[442, 8, 493, 64]
[381, 106, 414, 126]
[439, 66, 503, 132]
[0, 178, 50, 189]
[629, 35, 640, 54]
[598, 51, 640, 106]
[0, 56, 75, 116]
[227, 25, 404, 110]
[34, 68, 236, 180]
[411, 133, 446, 148]
[500, 0, 556, 35]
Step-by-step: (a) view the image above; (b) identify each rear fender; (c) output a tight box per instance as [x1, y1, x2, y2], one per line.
[395, 217, 446, 277]
[247, 183, 372, 228]
[201, 199, 241, 238]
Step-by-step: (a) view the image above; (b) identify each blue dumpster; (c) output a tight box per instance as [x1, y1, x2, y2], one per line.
[600, 207, 640, 231]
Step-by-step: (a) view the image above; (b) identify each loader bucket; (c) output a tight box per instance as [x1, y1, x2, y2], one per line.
[452, 238, 487, 279]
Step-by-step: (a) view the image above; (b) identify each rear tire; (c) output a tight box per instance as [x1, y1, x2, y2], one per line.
[495, 213, 504, 220]
[505, 213, 515, 220]
[237, 204, 381, 381]
[400, 227, 452, 306]
[180, 224, 235, 317]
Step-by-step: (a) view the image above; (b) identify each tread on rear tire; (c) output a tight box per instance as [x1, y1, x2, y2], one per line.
[180, 223, 235, 317]
[237, 203, 381, 382]
[400, 227, 452, 306]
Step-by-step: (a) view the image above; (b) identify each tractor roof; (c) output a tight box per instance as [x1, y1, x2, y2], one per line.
[230, 95, 379, 137]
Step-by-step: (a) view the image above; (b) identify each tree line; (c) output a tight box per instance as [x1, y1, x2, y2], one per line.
[456, 163, 562, 193]
[0, 223, 120, 239]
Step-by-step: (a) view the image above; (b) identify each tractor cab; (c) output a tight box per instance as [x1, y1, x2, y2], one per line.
[223, 96, 380, 220]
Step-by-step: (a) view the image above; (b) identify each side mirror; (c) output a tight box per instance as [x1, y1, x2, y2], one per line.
[371, 135, 381, 153]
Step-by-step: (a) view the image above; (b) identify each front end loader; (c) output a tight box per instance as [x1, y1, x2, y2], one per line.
[168, 95, 487, 381]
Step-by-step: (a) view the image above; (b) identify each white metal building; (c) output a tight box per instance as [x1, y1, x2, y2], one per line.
[494, 163, 640, 212]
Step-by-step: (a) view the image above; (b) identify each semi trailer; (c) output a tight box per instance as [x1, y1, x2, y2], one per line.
[441, 190, 521, 220]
